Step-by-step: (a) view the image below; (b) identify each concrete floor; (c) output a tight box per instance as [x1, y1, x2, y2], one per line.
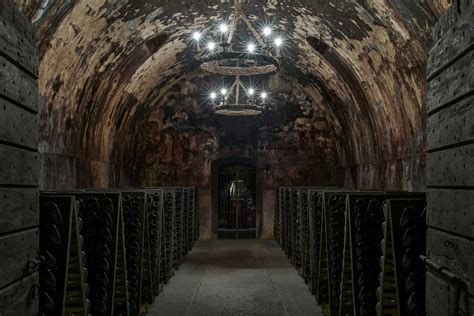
[148, 240, 323, 316]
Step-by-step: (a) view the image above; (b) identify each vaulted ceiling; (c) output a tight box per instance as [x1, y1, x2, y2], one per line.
[15, 0, 450, 188]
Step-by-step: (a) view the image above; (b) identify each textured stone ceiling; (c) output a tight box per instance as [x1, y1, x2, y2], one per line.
[15, 0, 450, 188]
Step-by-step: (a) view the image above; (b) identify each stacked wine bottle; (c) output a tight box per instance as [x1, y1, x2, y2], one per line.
[80, 195, 120, 316]
[308, 191, 323, 297]
[147, 191, 162, 296]
[275, 188, 427, 316]
[325, 193, 347, 314]
[185, 189, 195, 252]
[38, 187, 198, 316]
[163, 190, 175, 283]
[122, 193, 145, 315]
[274, 188, 281, 245]
[353, 198, 385, 316]
[378, 199, 426, 316]
[174, 189, 184, 268]
[290, 189, 300, 267]
[190, 189, 199, 245]
[39, 195, 89, 316]
[281, 188, 291, 256]
[401, 206, 426, 315]
[183, 189, 190, 255]
[299, 189, 310, 281]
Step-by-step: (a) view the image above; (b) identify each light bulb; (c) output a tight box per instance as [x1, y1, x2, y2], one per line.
[248, 88, 255, 95]
[210, 92, 217, 100]
[263, 27, 272, 36]
[247, 43, 256, 53]
[274, 37, 283, 47]
[261, 92, 268, 99]
[207, 41, 216, 51]
[219, 23, 228, 33]
[220, 88, 228, 95]
[192, 31, 201, 41]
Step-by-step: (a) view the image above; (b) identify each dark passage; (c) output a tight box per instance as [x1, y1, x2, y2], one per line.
[217, 164, 257, 239]
[148, 240, 323, 316]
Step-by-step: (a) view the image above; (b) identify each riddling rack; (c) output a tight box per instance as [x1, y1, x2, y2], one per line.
[38, 187, 198, 316]
[276, 187, 426, 316]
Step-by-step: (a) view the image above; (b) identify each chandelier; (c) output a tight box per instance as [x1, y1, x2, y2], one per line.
[209, 75, 268, 116]
[190, 0, 285, 116]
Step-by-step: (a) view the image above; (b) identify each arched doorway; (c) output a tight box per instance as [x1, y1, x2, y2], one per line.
[216, 163, 257, 239]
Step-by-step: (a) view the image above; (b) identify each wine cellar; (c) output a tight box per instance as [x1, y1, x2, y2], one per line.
[1, 0, 473, 315]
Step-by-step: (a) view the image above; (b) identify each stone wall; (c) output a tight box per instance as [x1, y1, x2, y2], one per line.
[0, 1, 40, 314]
[426, 1, 474, 314]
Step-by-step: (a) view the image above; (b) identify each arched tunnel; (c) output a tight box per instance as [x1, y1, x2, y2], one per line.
[1, 0, 472, 315]
[21, 0, 447, 233]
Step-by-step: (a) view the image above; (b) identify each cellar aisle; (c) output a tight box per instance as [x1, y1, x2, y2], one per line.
[148, 240, 323, 316]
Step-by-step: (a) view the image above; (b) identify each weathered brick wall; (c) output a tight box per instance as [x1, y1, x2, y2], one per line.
[426, 0, 474, 314]
[0, 0, 40, 314]
[12, 0, 448, 194]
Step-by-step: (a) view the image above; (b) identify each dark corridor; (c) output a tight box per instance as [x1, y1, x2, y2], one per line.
[217, 164, 257, 239]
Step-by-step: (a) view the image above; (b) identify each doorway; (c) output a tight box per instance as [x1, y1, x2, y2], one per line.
[217, 164, 257, 239]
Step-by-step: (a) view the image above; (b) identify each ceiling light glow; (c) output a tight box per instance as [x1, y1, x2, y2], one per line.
[247, 43, 256, 53]
[193, 31, 201, 41]
[263, 27, 272, 36]
[219, 23, 228, 33]
[274, 37, 283, 47]
[207, 41, 216, 51]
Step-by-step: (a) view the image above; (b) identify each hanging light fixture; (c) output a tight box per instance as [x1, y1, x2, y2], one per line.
[190, 0, 285, 116]
[190, 0, 284, 76]
[209, 75, 269, 116]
